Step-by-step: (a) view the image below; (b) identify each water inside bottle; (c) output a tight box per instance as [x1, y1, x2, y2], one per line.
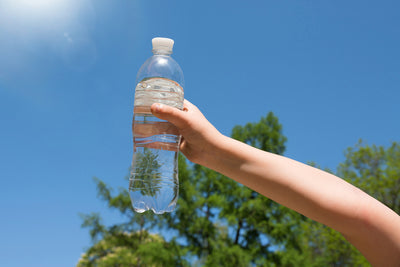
[134, 77, 184, 110]
[129, 77, 183, 214]
[129, 145, 179, 214]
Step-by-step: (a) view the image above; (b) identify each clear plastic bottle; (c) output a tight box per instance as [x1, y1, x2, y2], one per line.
[129, 37, 184, 214]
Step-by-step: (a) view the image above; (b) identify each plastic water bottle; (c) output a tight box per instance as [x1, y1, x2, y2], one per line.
[129, 37, 184, 214]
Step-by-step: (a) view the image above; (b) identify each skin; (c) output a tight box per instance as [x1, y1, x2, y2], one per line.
[150, 100, 400, 266]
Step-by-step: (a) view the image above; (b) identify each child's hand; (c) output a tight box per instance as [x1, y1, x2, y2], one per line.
[151, 100, 223, 165]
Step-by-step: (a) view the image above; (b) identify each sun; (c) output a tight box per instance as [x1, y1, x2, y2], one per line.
[1, 0, 74, 21]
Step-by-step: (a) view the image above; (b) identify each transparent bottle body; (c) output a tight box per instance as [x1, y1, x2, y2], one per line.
[130, 55, 184, 214]
[136, 52, 184, 88]
[129, 139, 179, 214]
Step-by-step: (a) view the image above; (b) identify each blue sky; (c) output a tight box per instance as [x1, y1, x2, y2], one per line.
[0, 1, 399, 266]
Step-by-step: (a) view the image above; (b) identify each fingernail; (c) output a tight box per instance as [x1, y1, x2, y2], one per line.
[154, 103, 162, 112]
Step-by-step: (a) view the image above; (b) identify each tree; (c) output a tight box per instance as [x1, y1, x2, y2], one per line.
[157, 112, 298, 266]
[279, 141, 400, 266]
[77, 230, 181, 267]
[79, 111, 399, 266]
[338, 140, 400, 213]
[79, 112, 292, 266]
[78, 176, 189, 266]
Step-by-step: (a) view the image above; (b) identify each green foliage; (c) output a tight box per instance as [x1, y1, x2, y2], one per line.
[279, 217, 368, 266]
[77, 231, 182, 267]
[79, 112, 399, 266]
[338, 140, 400, 213]
[129, 147, 162, 197]
[280, 140, 400, 266]
[231, 111, 287, 154]
[159, 112, 291, 266]
[78, 174, 187, 266]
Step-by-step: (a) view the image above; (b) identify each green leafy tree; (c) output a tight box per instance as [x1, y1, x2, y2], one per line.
[79, 109, 399, 266]
[130, 147, 162, 197]
[161, 112, 296, 266]
[280, 141, 400, 266]
[79, 112, 292, 266]
[279, 216, 366, 267]
[338, 140, 400, 213]
[78, 175, 188, 266]
[77, 231, 181, 267]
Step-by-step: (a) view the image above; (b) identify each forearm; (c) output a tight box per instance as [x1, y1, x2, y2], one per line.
[202, 135, 400, 266]
[204, 135, 362, 231]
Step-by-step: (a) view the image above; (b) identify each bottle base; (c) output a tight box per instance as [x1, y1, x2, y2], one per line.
[129, 187, 177, 214]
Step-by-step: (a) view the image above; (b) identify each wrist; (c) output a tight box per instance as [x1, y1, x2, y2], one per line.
[199, 134, 245, 174]
[195, 132, 228, 168]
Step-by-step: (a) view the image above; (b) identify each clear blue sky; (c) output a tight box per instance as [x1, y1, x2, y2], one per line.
[0, 1, 399, 266]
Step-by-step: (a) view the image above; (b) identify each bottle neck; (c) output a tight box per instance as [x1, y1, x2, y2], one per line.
[152, 49, 172, 56]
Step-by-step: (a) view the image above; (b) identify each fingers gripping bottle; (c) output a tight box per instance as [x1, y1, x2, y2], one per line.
[129, 37, 184, 214]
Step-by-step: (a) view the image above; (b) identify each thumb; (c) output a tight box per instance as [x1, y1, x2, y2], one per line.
[151, 103, 189, 129]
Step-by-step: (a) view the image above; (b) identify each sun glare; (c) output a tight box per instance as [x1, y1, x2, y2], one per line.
[2, 0, 73, 20]
[0, 0, 96, 74]
[16, 0, 64, 9]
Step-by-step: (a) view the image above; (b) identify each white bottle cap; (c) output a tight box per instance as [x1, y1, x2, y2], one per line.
[152, 37, 174, 53]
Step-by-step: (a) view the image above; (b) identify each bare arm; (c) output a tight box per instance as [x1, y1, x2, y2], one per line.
[151, 101, 400, 266]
